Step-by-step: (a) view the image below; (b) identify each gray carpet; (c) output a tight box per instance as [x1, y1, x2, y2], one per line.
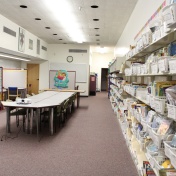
[0, 92, 138, 176]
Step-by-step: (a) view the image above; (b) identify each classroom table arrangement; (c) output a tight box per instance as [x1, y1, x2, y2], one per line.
[1, 89, 85, 141]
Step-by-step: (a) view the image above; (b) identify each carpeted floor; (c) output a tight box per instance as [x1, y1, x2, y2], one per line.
[0, 92, 138, 176]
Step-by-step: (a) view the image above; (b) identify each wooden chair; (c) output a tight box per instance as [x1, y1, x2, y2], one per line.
[8, 87, 19, 101]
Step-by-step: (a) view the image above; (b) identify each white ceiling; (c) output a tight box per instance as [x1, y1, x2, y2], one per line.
[0, 0, 138, 53]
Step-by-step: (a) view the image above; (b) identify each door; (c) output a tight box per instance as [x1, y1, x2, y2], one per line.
[101, 68, 108, 91]
[27, 64, 39, 95]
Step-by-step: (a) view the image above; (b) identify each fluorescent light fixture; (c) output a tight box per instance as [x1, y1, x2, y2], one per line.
[115, 47, 129, 56]
[0, 53, 30, 61]
[97, 47, 108, 54]
[43, 0, 85, 43]
[79, 6, 82, 11]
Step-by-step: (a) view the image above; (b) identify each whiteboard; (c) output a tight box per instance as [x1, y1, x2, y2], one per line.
[50, 62, 87, 83]
[49, 70, 76, 90]
[3, 69, 27, 88]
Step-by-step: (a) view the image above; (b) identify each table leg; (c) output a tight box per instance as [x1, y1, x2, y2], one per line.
[6, 107, 11, 133]
[77, 92, 80, 108]
[30, 109, 33, 134]
[50, 108, 54, 135]
[25, 108, 29, 133]
[36, 108, 40, 141]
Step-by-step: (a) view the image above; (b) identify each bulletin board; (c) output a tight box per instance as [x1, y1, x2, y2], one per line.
[50, 62, 88, 83]
[49, 70, 76, 90]
[3, 69, 27, 88]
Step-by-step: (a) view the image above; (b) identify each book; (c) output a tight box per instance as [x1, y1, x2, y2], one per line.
[143, 161, 156, 176]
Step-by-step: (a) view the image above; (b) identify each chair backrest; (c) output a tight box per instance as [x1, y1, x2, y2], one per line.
[8, 87, 18, 100]
[63, 99, 70, 109]
[75, 85, 79, 90]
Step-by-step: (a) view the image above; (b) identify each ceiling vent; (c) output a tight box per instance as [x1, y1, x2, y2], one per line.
[3, 26, 16, 37]
[42, 46, 47, 51]
[69, 49, 87, 53]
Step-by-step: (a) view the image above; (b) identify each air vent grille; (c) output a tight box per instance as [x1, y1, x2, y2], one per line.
[3, 26, 16, 37]
[69, 49, 87, 53]
[42, 46, 47, 51]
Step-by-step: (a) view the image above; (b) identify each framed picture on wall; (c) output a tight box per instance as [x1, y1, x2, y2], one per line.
[18, 27, 25, 52]
[37, 39, 40, 55]
[29, 39, 33, 50]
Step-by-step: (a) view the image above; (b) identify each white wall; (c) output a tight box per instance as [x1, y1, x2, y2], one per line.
[39, 61, 50, 90]
[0, 58, 21, 69]
[0, 14, 48, 60]
[115, 0, 164, 53]
[90, 52, 114, 90]
[47, 44, 90, 96]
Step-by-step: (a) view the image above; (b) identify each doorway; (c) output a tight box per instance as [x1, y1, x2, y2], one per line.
[101, 68, 108, 91]
[27, 64, 39, 95]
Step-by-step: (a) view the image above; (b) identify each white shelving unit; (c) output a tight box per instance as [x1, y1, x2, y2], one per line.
[0, 67, 3, 101]
[109, 18, 176, 176]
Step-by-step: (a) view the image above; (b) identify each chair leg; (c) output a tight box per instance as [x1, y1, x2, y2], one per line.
[61, 112, 65, 126]
[69, 105, 72, 114]
[23, 115, 25, 132]
[54, 115, 57, 133]
[16, 115, 19, 127]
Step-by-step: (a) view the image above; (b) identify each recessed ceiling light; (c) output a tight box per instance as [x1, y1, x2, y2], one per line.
[91, 5, 98, 8]
[35, 18, 41, 20]
[97, 43, 100, 45]
[93, 19, 99, 21]
[45, 27, 50, 29]
[96, 39, 100, 41]
[94, 28, 99, 29]
[53, 34, 57, 35]
[63, 43, 67, 44]
[20, 5, 27, 8]
[59, 39, 63, 40]
[95, 34, 100, 36]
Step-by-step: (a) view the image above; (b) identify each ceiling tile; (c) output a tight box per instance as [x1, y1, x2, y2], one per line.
[0, 0, 138, 47]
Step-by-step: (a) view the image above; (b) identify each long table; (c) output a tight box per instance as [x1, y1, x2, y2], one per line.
[1, 91, 75, 140]
[43, 89, 85, 108]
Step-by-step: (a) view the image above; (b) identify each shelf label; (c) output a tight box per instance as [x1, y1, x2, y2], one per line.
[158, 60, 166, 72]
[150, 96, 155, 108]
[167, 105, 176, 119]
[169, 60, 176, 73]
[155, 100, 161, 112]
[146, 94, 150, 103]
[137, 66, 141, 74]
[151, 63, 158, 74]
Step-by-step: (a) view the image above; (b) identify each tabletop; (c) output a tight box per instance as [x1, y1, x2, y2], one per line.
[1, 91, 75, 108]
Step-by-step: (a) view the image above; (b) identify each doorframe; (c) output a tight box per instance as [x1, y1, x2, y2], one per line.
[101, 68, 108, 91]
